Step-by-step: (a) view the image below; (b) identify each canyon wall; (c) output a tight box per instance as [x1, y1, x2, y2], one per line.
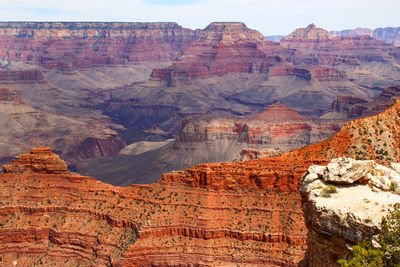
[325, 85, 400, 119]
[0, 22, 195, 68]
[331, 26, 400, 47]
[0, 22, 400, 167]
[0, 147, 308, 266]
[74, 102, 342, 186]
[2, 94, 400, 265]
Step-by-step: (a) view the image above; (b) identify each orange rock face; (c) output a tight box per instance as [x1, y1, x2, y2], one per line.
[0, 148, 307, 266]
[2, 98, 400, 265]
[3, 147, 67, 174]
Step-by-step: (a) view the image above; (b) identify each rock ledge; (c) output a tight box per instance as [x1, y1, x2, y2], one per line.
[301, 157, 400, 266]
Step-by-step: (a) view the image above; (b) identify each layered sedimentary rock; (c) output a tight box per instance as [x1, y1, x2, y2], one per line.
[331, 26, 400, 47]
[324, 85, 400, 119]
[281, 24, 396, 56]
[0, 22, 198, 162]
[195, 22, 265, 43]
[178, 102, 341, 160]
[0, 21, 400, 177]
[0, 84, 125, 164]
[129, 21, 398, 118]
[0, 21, 400, 162]
[161, 95, 400, 193]
[3, 147, 67, 174]
[300, 157, 400, 266]
[149, 22, 278, 84]
[75, 103, 342, 185]
[0, 22, 195, 67]
[282, 23, 331, 42]
[0, 69, 44, 83]
[277, 24, 400, 114]
[0, 147, 307, 266]
[4, 91, 400, 265]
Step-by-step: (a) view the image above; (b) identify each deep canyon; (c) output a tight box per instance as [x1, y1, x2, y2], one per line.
[0, 21, 400, 266]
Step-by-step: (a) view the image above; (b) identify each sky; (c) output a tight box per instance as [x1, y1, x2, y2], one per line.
[0, 0, 399, 35]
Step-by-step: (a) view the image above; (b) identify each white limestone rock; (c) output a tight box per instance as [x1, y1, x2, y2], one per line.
[325, 157, 376, 184]
[301, 157, 400, 245]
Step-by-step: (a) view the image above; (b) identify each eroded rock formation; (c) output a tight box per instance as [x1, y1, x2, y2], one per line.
[325, 85, 400, 119]
[75, 102, 342, 185]
[0, 147, 307, 266]
[0, 22, 195, 67]
[3, 91, 400, 265]
[0, 22, 400, 165]
[331, 26, 400, 47]
[300, 157, 400, 266]
[3, 147, 67, 174]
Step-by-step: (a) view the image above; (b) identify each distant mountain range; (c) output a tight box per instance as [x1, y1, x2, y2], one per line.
[266, 26, 400, 46]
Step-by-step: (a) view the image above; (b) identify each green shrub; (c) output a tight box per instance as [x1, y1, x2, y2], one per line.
[322, 185, 338, 198]
[338, 240, 383, 267]
[339, 204, 400, 266]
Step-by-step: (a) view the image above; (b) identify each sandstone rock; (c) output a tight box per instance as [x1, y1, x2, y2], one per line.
[76, 102, 342, 185]
[301, 158, 400, 266]
[325, 85, 400, 119]
[0, 70, 44, 83]
[325, 157, 376, 184]
[283, 23, 331, 41]
[331, 27, 374, 38]
[0, 147, 307, 266]
[195, 22, 265, 44]
[0, 22, 195, 67]
[249, 102, 307, 122]
[3, 147, 67, 174]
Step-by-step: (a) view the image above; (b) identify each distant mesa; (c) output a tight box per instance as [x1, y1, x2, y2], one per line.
[195, 22, 265, 43]
[250, 102, 307, 122]
[3, 147, 68, 175]
[330, 26, 400, 47]
[282, 23, 331, 41]
[203, 22, 248, 31]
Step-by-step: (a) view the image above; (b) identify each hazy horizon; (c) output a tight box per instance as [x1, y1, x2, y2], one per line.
[0, 0, 399, 35]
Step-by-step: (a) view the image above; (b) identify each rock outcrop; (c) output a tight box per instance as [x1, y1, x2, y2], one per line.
[0, 83, 126, 165]
[149, 22, 274, 84]
[3, 147, 67, 174]
[283, 23, 331, 41]
[195, 22, 265, 43]
[281, 25, 397, 56]
[0, 147, 307, 266]
[325, 85, 400, 119]
[300, 157, 400, 266]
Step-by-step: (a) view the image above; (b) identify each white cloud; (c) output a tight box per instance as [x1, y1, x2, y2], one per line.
[0, 0, 398, 35]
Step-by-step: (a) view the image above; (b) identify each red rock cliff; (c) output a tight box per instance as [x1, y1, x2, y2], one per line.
[2, 98, 400, 265]
[0, 22, 195, 68]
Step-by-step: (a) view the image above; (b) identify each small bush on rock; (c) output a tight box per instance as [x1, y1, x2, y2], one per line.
[339, 204, 400, 266]
[322, 185, 338, 198]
